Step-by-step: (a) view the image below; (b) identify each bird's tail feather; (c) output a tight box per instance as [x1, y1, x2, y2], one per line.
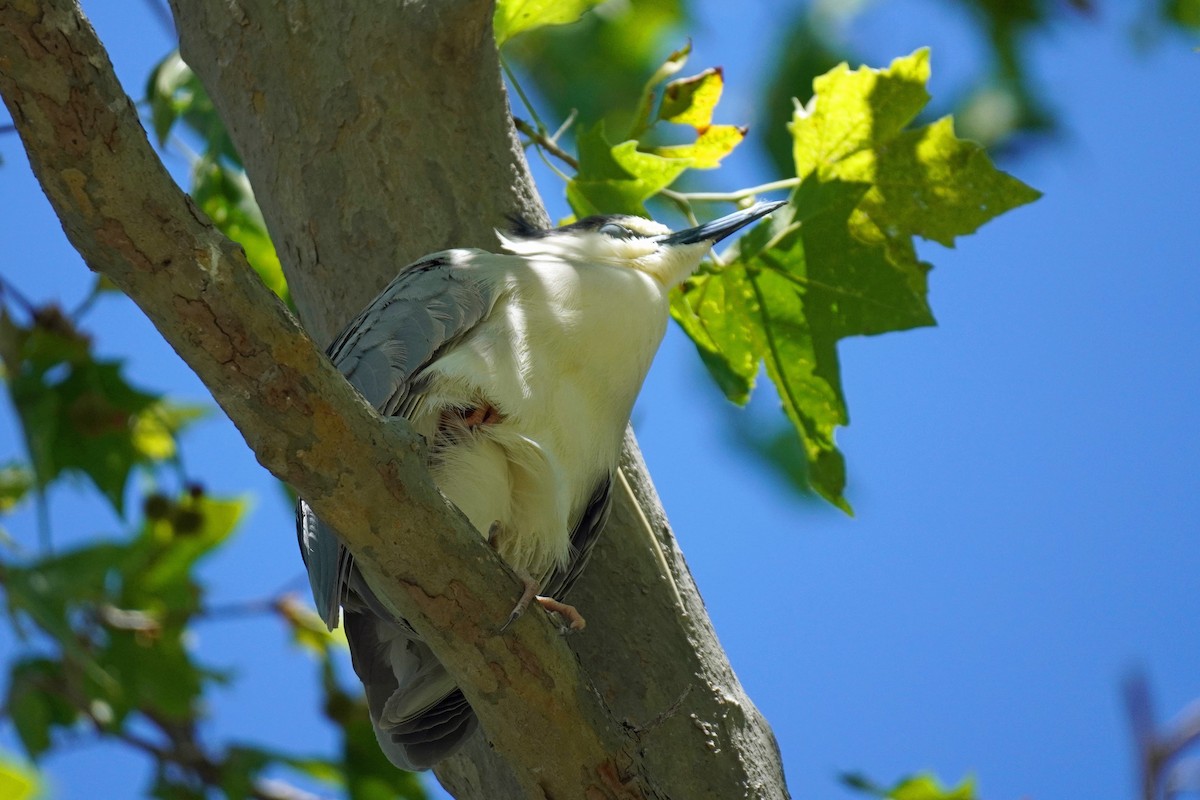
[343, 609, 478, 771]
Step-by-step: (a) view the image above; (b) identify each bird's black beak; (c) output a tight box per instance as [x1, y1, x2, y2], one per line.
[657, 200, 787, 246]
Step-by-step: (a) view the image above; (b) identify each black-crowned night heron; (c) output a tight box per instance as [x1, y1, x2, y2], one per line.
[297, 200, 785, 770]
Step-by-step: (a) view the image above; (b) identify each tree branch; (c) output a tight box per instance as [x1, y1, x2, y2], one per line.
[1, 0, 790, 797]
[0, 3, 648, 797]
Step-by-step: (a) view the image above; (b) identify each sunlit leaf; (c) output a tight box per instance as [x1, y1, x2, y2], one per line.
[504, 0, 687, 132]
[842, 771, 978, 800]
[566, 123, 691, 216]
[191, 158, 290, 302]
[658, 67, 723, 129]
[670, 270, 762, 405]
[653, 123, 745, 168]
[0, 462, 33, 513]
[145, 51, 240, 165]
[674, 50, 1038, 509]
[0, 755, 39, 800]
[128, 494, 248, 607]
[277, 594, 347, 657]
[131, 402, 210, 462]
[494, 0, 604, 46]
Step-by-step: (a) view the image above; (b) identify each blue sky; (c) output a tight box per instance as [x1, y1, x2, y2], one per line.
[2, 2, 1198, 799]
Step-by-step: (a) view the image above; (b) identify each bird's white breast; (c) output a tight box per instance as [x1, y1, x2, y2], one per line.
[414, 254, 668, 578]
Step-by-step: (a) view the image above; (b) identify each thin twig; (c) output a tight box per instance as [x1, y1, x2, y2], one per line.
[514, 117, 579, 170]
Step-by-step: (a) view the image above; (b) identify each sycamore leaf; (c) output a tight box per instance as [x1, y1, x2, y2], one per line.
[842, 771, 978, 800]
[653, 124, 746, 169]
[277, 594, 348, 656]
[673, 49, 1038, 510]
[130, 494, 247, 606]
[145, 51, 240, 166]
[0, 755, 39, 800]
[8, 355, 159, 514]
[0, 462, 33, 513]
[628, 40, 693, 139]
[659, 68, 724, 129]
[192, 159, 290, 302]
[131, 401, 210, 462]
[567, 123, 691, 216]
[670, 270, 763, 406]
[791, 49, 1041, 249]
[494, 0, 604, 47]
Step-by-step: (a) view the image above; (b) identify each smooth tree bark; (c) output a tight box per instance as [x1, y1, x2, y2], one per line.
[0, 1, 790, 798]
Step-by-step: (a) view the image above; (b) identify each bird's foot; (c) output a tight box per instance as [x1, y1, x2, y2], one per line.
[498, 570, 587, 633]
[535, 596, 586, 632]
[500, 571, 540, 632]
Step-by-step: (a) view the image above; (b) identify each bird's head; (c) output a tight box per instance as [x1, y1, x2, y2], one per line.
[498, 200, 786, 289]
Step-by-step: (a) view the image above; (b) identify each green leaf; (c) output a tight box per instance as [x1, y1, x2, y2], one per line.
[0, 461, 33, 513]
[673, 50, 1038, 510]
[842, 771, 978, 800]
[0, 307, 182, 514]
[1165, 0, 1200, 29]
[670, 271, 762, 406]
[658, 68, 724, 129]
[145, 51, 240, 165]
[503, 0, 687, 134]
[791, 50, 1040, 248]
[566, 123, 691, 216]
[791, 50, 932, 180]
[131, 401, 210, 462]
[0, 755, 39, 800]
[191, 158, 290, 302]
[494, 0, 604, 47]
[129, 494, 247, 605]
[277, 594, 347, 657]
[5, 660, 79, 760]
[10, 358, 159, 513]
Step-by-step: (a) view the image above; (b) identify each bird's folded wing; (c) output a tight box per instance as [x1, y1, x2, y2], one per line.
[297, 250, 502, 628]
[540, 473, 613, 601]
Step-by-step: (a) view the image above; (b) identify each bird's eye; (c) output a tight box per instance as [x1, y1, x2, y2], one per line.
[598, 222, 633, 239]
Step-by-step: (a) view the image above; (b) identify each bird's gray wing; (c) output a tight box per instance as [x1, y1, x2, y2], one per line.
[296, 250, 500, 629]
[295, 251, 501, 770]
[539, 473, 613, 601]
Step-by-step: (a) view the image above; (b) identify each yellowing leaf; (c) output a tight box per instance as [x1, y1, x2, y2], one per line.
[659, 68, 724, 130]
[277, 594, 348, 657]
[0, 754, 39, 800]
[654, 124, 746, 168]
[131, 401, 209, 462]
[494, 0, 604, 47]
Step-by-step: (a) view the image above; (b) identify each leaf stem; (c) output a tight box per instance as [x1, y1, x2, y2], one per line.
[671, 177, 801, 203]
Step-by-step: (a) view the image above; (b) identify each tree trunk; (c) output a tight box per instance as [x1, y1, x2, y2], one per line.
[0, 1, 790, 797]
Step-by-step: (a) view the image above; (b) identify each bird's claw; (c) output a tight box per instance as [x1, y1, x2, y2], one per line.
[499, 572, 587, 633]
[499, 572, 540, 633]
[535, 596, 586, 633]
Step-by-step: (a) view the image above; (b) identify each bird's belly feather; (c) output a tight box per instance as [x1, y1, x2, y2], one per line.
[416, 262, 666, 579]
